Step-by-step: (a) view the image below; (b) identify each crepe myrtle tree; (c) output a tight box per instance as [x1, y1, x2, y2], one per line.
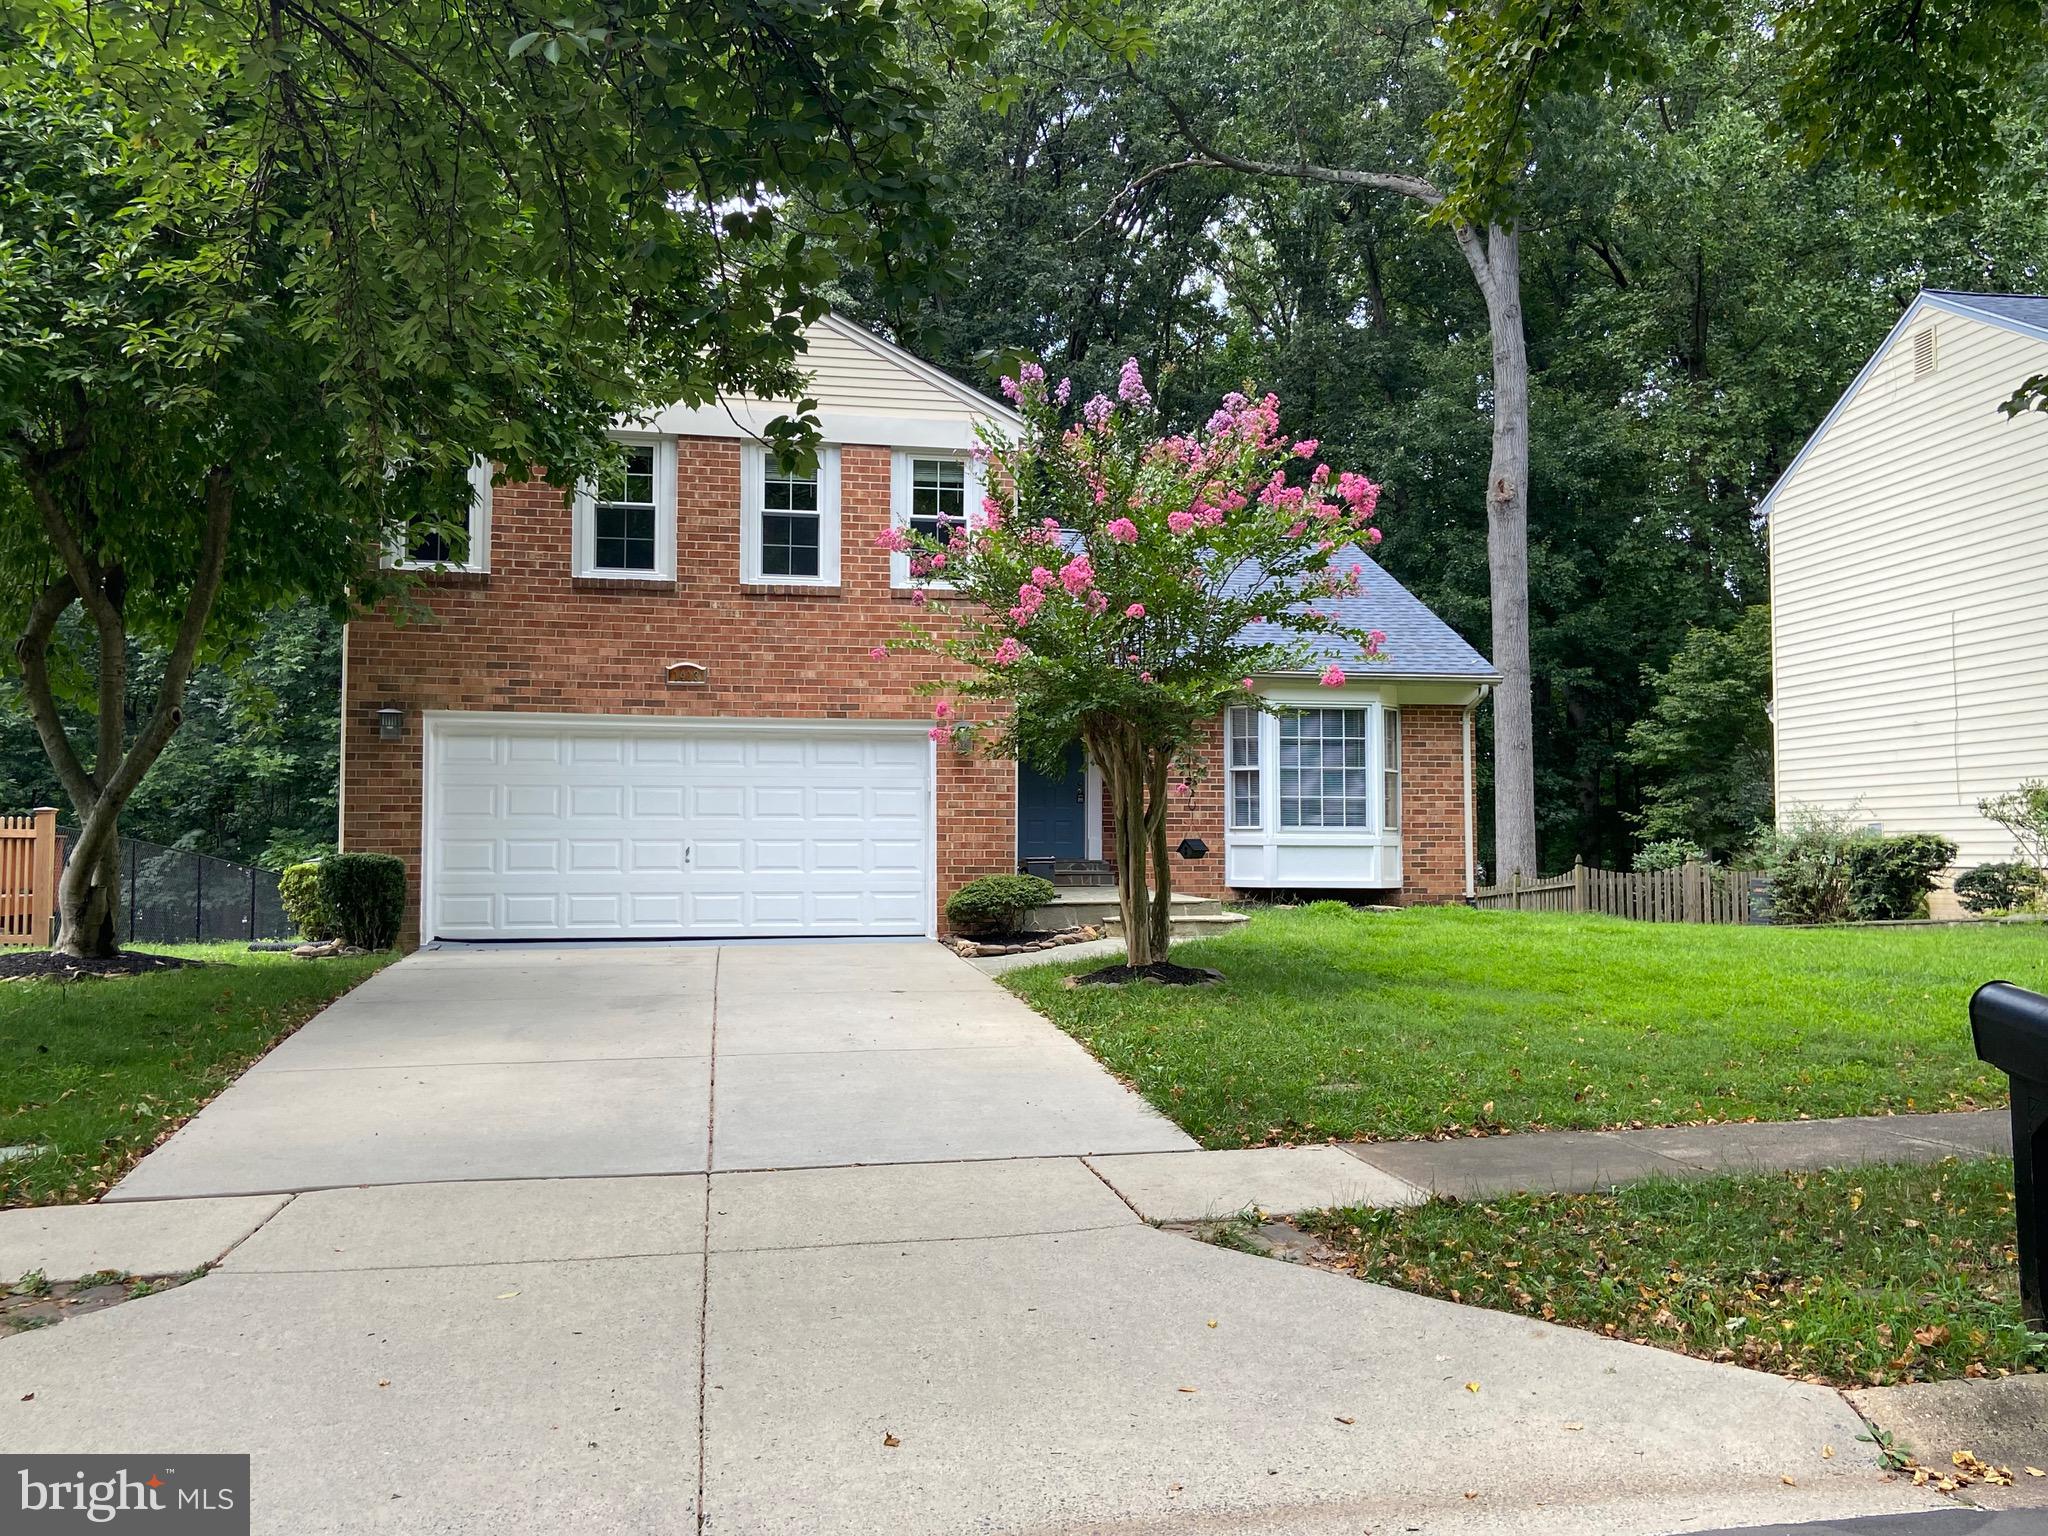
[877, 359, 1386, 969]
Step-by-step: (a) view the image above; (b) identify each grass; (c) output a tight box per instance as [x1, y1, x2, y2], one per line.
[1003, 903, 2039, 1146]
[1292, 1158, 2048, 1388]
[1, 944, 393, 1207]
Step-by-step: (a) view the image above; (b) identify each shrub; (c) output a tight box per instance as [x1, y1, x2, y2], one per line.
[277, 861, 335, 940]
[1753, 804, 1867, 925]
[946, 873, 1058, 935]
[1978, 780, 2048, 880]
[316, 853, 407, 949]
[1633, 839, 1707, 874]
[1954, 861, 2043, 915]
[1845, 833, 1958, 921]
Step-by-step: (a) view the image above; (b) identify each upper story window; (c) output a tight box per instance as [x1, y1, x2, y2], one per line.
[1278, 707, 1374, 829]
[574, 437, 677, 581]
[889, 450, 981, 588]
[391, 457, 492, 573]
[742, 444, 841, 586]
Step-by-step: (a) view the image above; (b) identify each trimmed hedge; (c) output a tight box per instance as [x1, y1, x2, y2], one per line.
[1955, 861, 2042, 915]
[1845, 833, 1957, 922]
[946, 873, 1057, 935]
[278, 861, 336, 941]
[316, 853, 407, 950]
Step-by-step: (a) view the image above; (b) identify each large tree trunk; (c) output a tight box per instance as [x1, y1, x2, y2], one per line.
[1090, 723, 1166, 968]
[16, 465, 238, 958]
[1464, 222, 1538, 881]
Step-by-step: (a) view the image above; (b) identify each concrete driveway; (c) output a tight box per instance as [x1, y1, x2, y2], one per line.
[106, 940, 1193, 1199]
[3, 942, 1949, 1534]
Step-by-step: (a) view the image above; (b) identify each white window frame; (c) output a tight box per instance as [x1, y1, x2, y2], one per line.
[1275, 705, 1378, 831]
[573, 435, 677, 582]
[889, 449, 983, 589]
[389, 457, 493, 573]
[741, 443, 841, 587]
[1383, 707, 1402, 832]
[1223, 685, 1403, 890]
[1227, 707, 1262, 830]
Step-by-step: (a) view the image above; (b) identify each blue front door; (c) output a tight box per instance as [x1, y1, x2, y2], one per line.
[1017, 744, 1088, 861]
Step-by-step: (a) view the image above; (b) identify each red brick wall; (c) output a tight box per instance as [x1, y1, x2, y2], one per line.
[1396, 704, 1471, 903]
[1095, 700, 1471, 903]
[341, 439, 1014, 943]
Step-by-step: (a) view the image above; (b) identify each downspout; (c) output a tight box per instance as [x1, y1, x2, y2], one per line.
[1463, 693, 1483, 896]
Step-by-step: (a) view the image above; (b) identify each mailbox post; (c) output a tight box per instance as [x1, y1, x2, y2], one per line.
[1968, 980, 2048, 1327]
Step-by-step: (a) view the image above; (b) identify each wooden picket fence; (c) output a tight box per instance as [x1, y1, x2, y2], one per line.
[0, 808, 60, 947]
[1471, 857, 1762, 925]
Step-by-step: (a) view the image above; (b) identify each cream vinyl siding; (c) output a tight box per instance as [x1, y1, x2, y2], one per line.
[725, 318, 994, 421]
[1770, 305, 2048, 866]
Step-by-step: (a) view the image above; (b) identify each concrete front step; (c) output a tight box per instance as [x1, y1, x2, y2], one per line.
[1021, 890, 1226, 931]
[1105, 911, 1251, 942]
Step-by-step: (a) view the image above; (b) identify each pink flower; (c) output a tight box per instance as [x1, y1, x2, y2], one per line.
[1286, 522, 1307, 538]
[1104, 517, 1138, 544]
[980, 495, 1005, 524]
[994, 638, 1023, 666]
[1058, 555, 1095, 596]
[1369, 629, 1386, 649]
[1082, 394, 1115, 430]
[1017, 582, 1045, 613]
[934, 701, 952, 720]
[1167, 509, 1196, 535]
[1169, 781, 1191, 798]
[1019, 361, 1045, 387]
[1139, 671, 1154, 683]
[1368, 527, 1383, 544]
[930, 725, 948, 741]
[910, 590, 928, 607]
[1319, 665, 1347, 688]
[869, 646, 887, 661]
[1117, 357, 1152, 409]
[1125, 603, 1145, 619]
[1031, 566, 1054, 587]
[1241, 677, 1255, 690]
[1293, 439, 1320, 458]
[1054, 377, 1072, 405]
[874, 527, 911, 553]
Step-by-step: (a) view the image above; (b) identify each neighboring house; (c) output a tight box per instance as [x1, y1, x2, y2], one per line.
[1765, 289, 2048, 883]
[340, 315, 1497, 943]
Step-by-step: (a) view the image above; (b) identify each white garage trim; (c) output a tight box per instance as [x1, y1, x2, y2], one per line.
[420, 712, 938, 942]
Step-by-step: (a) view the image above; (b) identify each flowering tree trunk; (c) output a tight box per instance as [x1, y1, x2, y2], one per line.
[1086, 718, 1175, 966]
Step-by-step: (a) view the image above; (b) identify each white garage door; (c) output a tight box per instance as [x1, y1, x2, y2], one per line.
[424, 717, 933, 940]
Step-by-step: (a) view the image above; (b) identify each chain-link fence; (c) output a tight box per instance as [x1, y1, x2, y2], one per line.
[58, 829, 290, 946]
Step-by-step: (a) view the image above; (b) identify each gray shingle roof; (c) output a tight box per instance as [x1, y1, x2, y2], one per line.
[1929, 290, 2048, 337]
[1229, 547, 1498, 680]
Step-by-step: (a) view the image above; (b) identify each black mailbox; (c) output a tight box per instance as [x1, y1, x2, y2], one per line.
[1968, 980, 2048, 1326]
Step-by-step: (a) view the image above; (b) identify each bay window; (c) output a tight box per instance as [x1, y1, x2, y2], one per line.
[1277, 707, 1374, 828]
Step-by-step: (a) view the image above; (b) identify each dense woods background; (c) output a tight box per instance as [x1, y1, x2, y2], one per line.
[3, 0, 2041, 876]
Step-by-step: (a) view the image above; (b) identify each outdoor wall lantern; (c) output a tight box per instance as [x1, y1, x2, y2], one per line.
[1177, 837, 1209, 860]
[376, 706, 405, 742]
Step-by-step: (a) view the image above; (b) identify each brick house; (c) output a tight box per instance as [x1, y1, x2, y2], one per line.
[340, 315, 1497, 944]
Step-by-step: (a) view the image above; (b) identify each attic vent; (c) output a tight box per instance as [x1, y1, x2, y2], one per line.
[1913, 327, 1938, 378]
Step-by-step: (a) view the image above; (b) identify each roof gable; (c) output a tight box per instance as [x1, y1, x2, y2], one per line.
[1760, 289, 2048, 515]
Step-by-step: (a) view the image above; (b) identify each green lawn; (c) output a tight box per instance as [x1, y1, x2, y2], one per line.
[1003, 903, 2036, 1145]
[1, 945, 393, 1207]
[1293, 1159, 2047, 1388]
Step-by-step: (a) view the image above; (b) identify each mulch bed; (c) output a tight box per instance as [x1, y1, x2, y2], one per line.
[1070, 960, 1223, 987]
[0, 950, 199, 983]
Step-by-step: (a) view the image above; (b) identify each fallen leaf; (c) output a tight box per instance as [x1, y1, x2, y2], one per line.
[18, 1393, 32, 1402]
[2025, 1467, 2045, 1478]
[1822, 1445, 1835, 1459]
[1335, 1415, 1356, 1425]
[882, 1433, 901, 1449]
[1781, 1476, 1797, 1487]
[1563, 1423, 1583, 1432]
[1206, 1320, 1218, 1329]
[1913, 1325, 1950, 1348]
[495, 1291, 520, 1301]
[1464, 1382, 1480, 1393]
[1463, 1490, 1479, 1500]
[1177, 1386, 1199, 1394]
[376, 1380, 391, 1389]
